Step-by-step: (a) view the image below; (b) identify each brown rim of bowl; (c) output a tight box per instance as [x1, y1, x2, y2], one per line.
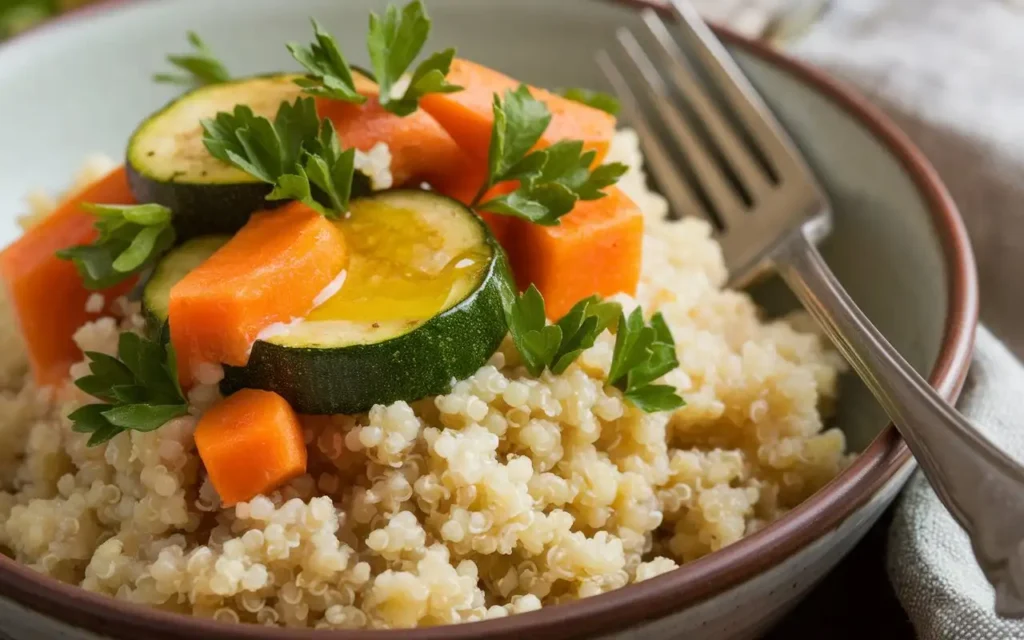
[0, 1, 978, 639]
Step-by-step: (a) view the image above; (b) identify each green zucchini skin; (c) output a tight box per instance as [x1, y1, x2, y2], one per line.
[221, 254, 511, 414]
[141, 235, 229, 328]
[221, 191, 514, 415]
[125, 74, 302, 240]
[125, 168, 278, 241]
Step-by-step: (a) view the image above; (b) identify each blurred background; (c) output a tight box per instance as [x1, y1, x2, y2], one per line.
[0, 0, 97, 38]
[0, 0, 833, 43]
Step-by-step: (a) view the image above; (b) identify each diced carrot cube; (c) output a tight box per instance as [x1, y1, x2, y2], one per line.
[0, 166, 138, 386]
[195, 388, 307, 507]
[168, 202, 347, 383]
[420, 58, 616, 165]
[504, 186, 644, 319]
[315, 83, 466, 187]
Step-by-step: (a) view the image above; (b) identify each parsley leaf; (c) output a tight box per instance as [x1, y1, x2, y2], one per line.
[550, 295, 620, 374]
[202, 98, 319, 183]
[367, 0, 462, 116]
[505, 285, 558, 376]
[484, 86, 551, 192]
[503, 288, 682, 412]
[202, 97, 365, 218]
[68, 325, 189, 447]
[473, 86, 629, 225]
[608, 308, 685, 412]
[558, 87, 621, 116]
[56, 203, 176, 290]
[479, 183, 577, 226]
[267, 118, 360, 218]
[154, 32, 231, 88]
[0, 1, 56, 39]
[576, 161, 630, 200]
[624, 385, 685, 413]
[289, 19, 368, 105]
[504, 285, 620, 377]
[290, 5, 461, 115]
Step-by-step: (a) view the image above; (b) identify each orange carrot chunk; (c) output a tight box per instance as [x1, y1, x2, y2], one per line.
[195, 388, 307, 507]
[168, 202, 347, 383]
[504, 186, 644, 320]
[420, 58, 617, 165]
[0, 166, 138, 387]
[315, 81, 466, 187]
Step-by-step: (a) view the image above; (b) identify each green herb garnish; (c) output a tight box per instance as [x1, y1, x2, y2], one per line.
[504, 284, 620, 376]
[366, 0, 462, 116]
[68, 324, 189, 447]
[503, 286, 683, 412]
[288, 20, 368, 105]
[202, 96, 364, 217]
[607, 308, 685, 412]
[558, 88, 621, 116]
[289, 1, 461, 116]
[0, 1, 55, 39]
[472, 85, 628, 225]
[57, 203, 176, 290]
[154, 31, 231, 88]
[267, 118, 362, 216]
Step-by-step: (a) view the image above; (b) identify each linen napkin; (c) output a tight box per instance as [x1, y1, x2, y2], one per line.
[791, 0, 1024, 637]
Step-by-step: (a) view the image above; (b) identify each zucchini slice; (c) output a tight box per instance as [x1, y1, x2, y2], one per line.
[222, 190, 513, 414]
[126, 74, 304, 240]
[142, 235, 229, 326]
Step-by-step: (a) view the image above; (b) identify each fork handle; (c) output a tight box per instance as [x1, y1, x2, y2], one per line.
[773, 226, 1024, 616]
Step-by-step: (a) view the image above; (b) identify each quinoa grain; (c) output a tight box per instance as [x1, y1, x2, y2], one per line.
[0, 135, 847, 629]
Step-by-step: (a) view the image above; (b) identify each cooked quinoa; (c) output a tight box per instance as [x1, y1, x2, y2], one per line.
[0, 130, 848, 629]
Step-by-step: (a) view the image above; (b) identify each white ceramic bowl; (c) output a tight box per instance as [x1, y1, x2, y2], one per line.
[0, 1, 977, 638]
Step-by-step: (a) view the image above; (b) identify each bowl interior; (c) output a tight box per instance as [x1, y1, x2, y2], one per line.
[0, 0, 949, 452]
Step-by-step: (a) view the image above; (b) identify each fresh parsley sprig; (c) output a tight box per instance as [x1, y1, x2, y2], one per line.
[288, 20, 368, 105]
[203, 98, 318, 183]
[476, 85, 551, 203]
[607, 308, 685, 412]
[57, 203, 176, 290]
[202, 97, 365, 217]
[503, 286, 685, 412]
[367, 0, 461, 116]
[289, 1, 461, 116]
[154, 31, 231, 88]
[472, 86, 628, 225]
[504, 284, 620, 376]
[68, 325, 189, 447]
[268, 118, 364, 216]
[558, 87, 621, 116]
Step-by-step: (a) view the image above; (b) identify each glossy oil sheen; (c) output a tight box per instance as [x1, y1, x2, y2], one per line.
[307, 199, 490, 325]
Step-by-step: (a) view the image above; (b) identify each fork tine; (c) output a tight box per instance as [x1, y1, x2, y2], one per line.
[666, 0, 806, 179]
[638, 9, 772, 198]
[596, 50, 711, 224]
[615, 29, 746, 225]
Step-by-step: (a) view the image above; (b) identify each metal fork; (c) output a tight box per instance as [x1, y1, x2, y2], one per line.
[599, 0, 1024, 617]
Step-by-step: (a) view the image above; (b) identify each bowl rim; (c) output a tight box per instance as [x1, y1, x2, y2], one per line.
[0, 1, 979, 638]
